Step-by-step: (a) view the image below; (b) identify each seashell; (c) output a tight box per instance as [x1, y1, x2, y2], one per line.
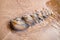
[36, 8, 49, 20]
[30, 13, 40, 23]
[34, 10, 43, 21]
[43, 9, 49, 16]
[10, 17, 29, 31]
[41, 8, 52, 18]
[22, 15, 35, 26]
[45, 9, 52, 15]
[41, 8, 48, 18]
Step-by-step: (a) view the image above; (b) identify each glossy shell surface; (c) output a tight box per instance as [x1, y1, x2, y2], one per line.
[22, 15, 35, 26]
[10, 17, 29, 31]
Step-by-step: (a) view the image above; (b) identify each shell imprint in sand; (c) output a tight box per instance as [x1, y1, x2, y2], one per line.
[10, 8, 52, 31]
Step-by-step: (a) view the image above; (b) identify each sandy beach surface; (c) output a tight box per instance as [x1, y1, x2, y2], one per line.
[0, 0, 60, 40]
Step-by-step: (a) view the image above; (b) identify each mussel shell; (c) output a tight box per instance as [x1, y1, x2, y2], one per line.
[10, 17, 29, 31]
[22, 15, 35, 26]
[35, 11, 44, 21]
[30, 13, 40, 23]
[41, 8, 51, 18]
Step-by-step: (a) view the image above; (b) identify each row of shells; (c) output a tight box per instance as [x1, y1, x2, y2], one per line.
[10, 8, 52, 31]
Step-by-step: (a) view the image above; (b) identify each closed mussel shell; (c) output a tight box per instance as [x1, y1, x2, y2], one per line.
[10, 17, 29, 31]
[30, 13, 40, 23]
[45, 9, 52, 15]
[22, 15, 35, 26]
[34, 10, 43, 22]
[41, 8, 52, 18]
